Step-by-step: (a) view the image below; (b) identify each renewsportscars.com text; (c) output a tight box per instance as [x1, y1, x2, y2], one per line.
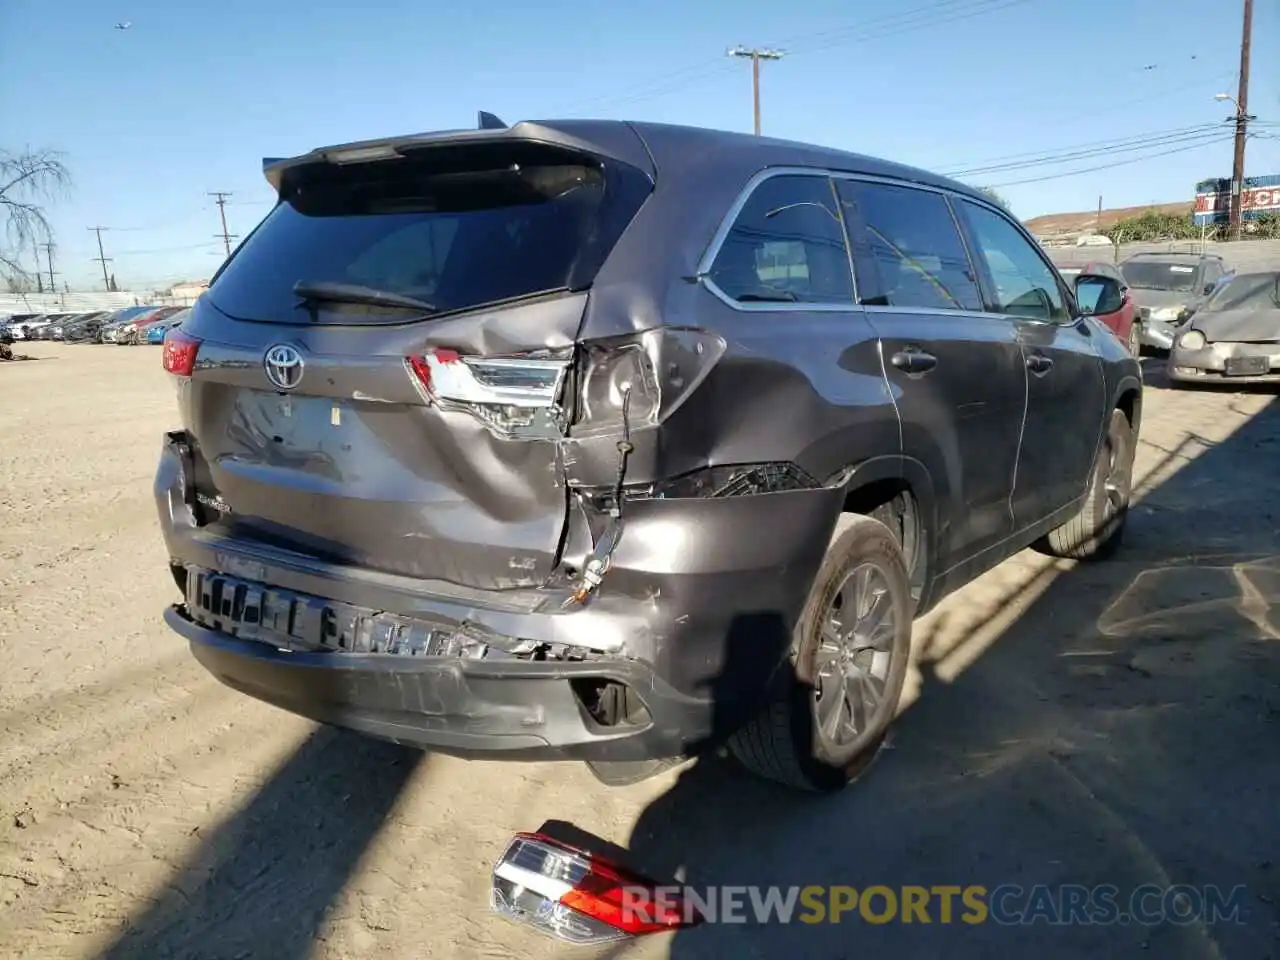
[620, 883, 1250, 926]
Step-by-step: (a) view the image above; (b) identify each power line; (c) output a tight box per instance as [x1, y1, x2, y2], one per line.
[87, 226, 112, 290]
[561, 0, 1029, 115]
[727, 46, 785, 135]
[209, 191, 238, 256]
[785, 0, 1034, 57]
[946, 124, 1228, 178]
[114, 241, 224, 256]
[986, 135, 1234, 188]
[764, 0, 983, 49]
[944, 122, 1221, 171]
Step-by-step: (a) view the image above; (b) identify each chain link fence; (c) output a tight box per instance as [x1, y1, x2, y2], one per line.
[1043, 238, 1280, 272]
[0, 289, 202, 317]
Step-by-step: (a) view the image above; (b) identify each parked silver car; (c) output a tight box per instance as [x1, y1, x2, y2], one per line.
[1168, 270, 1280, 385]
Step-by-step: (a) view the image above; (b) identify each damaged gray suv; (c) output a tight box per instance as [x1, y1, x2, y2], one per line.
[154, 115, 1143, 793]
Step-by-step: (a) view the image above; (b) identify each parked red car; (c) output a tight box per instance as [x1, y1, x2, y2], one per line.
[1059, 260, 1141, 358]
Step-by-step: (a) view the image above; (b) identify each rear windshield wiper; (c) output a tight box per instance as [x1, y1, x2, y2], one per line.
[293, 280, 438, 313]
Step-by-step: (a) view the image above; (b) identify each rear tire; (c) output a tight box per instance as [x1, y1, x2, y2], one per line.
[728, 514, 912, 793]
[1036, 408, 1134, 561]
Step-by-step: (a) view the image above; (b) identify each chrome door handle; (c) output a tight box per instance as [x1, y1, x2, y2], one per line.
[890, 348, 938, 375]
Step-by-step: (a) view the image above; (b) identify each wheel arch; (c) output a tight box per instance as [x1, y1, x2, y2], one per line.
[1113, 376, 1142, 432]
[828, 455, 938, 606]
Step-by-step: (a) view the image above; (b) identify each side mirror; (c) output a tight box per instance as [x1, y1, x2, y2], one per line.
[1203, 282, 1216, 296]
[1074, 274, 1123, 316]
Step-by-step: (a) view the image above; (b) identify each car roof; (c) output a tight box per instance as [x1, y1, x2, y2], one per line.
[263, 117, 992, 208]
[1123, 251, 1223, 263]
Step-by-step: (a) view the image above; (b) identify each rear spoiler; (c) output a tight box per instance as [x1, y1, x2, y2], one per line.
[260, 113, 655, 192]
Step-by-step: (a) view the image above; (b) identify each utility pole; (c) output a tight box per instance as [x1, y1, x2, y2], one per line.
[40, 242, 58, 293]
[727, 46, 785, 135]
[1228, 0, 1253, 240]
[209, 191, 238, 256]
[88, 226, 112, 290]
[32, 236, 44, 292]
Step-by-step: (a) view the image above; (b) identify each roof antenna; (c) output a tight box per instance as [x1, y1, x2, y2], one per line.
[477, 111, 507, 130]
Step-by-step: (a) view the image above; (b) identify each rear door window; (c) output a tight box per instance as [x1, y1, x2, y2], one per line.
[835, 180, 983, 312]
[206, 142, 650, 324]
[707, 174, 854, 305]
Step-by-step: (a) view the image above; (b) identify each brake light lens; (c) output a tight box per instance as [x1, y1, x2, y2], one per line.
[162, 328, 201, 376]
[490, 832, 702, 944]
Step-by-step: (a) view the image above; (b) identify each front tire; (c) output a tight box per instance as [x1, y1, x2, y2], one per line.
[1127, 321, 1142, 359]
[728, 514, 912, 793]
[1036, 408, 1134, 561]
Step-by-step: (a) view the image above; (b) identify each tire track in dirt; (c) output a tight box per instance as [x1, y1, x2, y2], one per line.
[0, 709, 323, 953]
[0, 668, 238, 807]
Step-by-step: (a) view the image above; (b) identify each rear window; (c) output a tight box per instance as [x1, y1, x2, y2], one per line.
[1119, 259, 1201, 292]
[208, 142, 651, 324]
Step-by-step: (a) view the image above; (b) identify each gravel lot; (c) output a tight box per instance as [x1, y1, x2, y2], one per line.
[1, 343, 1277, 960]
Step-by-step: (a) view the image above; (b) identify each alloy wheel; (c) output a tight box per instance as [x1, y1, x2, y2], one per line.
[812, 562, 897, 751]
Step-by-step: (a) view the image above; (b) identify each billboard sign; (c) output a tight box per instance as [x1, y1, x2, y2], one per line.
[1193, 173, 1280, 226]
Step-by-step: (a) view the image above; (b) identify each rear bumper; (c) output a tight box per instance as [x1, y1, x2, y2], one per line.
[167, 605, 713, 761]
[154, 432, 844, 760]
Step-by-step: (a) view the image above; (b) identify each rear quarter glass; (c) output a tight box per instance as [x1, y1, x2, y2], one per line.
[206, 141, 653, 326]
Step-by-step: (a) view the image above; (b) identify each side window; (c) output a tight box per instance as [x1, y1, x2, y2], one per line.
[708, 175, 853, 304]
[835, 180, 983, 312]
[958, 200, 1069, 322]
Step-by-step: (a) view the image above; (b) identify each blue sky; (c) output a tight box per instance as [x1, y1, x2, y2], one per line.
[2, 0, 1277, 290]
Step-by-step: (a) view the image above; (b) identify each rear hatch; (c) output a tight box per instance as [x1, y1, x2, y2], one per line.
[171, 135, 653, 590]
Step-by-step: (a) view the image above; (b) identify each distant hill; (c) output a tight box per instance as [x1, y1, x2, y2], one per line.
[1024, 201, 1195, 237]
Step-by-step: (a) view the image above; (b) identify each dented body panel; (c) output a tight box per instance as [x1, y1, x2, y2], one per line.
[154, 118, 1142, 766]
[178, 294, 590, 589]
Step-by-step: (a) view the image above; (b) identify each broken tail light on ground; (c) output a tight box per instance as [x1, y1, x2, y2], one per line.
[162, 328, 201, 376]
[490, 832, 703, 944]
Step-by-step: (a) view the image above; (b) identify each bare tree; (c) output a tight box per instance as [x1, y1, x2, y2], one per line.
[5, 272, 35, 294]
[1, 148, 71, 285]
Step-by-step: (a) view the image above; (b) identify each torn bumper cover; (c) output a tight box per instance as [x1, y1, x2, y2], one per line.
[155, 438, 844, 761]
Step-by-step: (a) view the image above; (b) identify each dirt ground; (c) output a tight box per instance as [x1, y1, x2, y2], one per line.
[1, 342, 1277, 960]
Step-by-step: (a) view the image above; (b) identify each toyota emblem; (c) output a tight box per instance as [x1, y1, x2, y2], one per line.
[264, 343, 304, 390]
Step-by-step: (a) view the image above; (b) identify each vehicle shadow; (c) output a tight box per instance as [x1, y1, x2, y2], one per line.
[594, 395, 1280, 959]
[95, 727, 424, 960]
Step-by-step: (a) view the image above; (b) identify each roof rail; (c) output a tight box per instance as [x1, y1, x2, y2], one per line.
[477, 111, 507, 130]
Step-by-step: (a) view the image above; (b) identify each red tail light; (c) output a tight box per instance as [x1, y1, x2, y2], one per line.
[407, 348, 568, 405]
[490, 832, 702, 944]
[162, 328, 201, 376]
[406, 348, 570, 438]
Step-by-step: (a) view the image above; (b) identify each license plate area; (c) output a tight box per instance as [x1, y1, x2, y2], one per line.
[183, 564, 484, 657]
[1224, 356, 1269, 377]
